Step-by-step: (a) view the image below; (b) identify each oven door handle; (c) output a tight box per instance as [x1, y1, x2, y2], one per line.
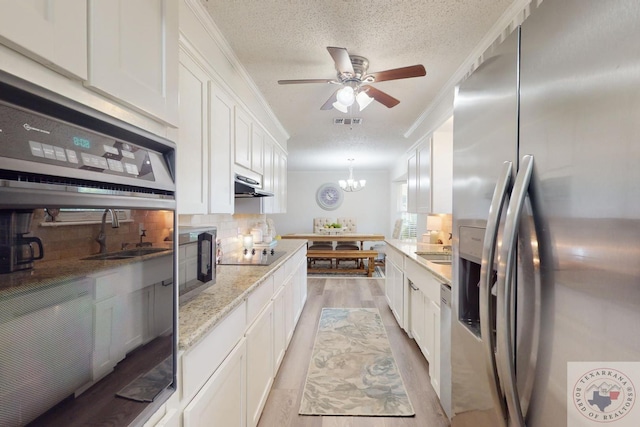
[496, 155, 534, 427]
[480, 160, 512, 427]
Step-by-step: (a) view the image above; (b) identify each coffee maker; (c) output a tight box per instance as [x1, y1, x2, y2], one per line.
[0, 209, 44, 274]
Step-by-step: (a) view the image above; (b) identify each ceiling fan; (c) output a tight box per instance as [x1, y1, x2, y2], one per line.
[277, 46, 426, 112]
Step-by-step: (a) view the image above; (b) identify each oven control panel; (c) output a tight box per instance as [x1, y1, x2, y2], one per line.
[0, 101, 156, 182]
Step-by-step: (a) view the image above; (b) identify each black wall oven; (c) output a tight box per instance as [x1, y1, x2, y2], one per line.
[0, 71, 177, 426]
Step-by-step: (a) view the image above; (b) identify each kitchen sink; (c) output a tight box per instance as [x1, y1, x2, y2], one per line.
[416, 252, 452, 262]
[428, 260, 452, 265]
[82, 247, 171, 261]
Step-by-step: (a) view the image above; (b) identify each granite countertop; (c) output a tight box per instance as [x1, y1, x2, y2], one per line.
[385, 239, 452, 286]
[0, 243, 174, 299]
[178, 239, 306, 351]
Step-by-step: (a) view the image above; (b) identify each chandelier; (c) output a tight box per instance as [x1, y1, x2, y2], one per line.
[339, 159, 366, 192]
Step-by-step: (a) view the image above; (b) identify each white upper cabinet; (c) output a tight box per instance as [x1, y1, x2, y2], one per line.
[407, 151, 418, 213]
[209, 82, 235, 214]
[251, 126, 265, 175]
[87, 0, 179, 126]
[431, 124, 453, 214]
[234, 106, 252, 170]
[0, 0, 87, 79]
[262, 138, 275, 213]
[177, 49, 209, 215]
[417, 139, 432, 214]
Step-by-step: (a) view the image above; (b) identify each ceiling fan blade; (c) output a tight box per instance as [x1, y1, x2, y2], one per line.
[320, 88, 340, 110]
[367, 64, 426, 83]
[278, 78, 336, 85]
[327, 46, 355, 75]
[363, 86, 400, 108]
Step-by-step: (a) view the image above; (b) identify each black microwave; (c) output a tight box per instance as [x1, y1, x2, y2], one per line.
[178, 227, 217, 303]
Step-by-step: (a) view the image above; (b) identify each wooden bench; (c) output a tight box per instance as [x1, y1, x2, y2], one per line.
[306, 249, 378, 277]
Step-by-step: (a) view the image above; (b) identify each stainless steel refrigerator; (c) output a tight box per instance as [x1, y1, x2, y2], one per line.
[451, 0, 640, 426]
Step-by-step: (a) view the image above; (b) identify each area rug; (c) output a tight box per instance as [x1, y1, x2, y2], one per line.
[116, 356, 172, 402]
[299, 307, 415, 416]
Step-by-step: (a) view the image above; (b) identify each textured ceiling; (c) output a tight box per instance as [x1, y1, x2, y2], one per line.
[200, 0, 513, 171]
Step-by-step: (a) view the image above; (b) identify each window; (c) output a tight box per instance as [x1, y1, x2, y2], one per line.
[400, 212, 417, 239]
[395, 181, 416, 238]
[44, 208, 130, 224]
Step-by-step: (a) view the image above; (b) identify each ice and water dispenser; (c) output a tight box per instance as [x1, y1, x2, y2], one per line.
[458, 225, 497, 337]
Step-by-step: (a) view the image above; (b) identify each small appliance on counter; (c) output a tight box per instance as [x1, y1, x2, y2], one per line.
[0, 209, 44, 273]
[177, 226, 217, 304]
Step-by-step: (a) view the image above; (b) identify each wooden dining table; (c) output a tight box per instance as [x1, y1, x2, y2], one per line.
[281, 233, 385, 250]
[281, 233, 385, 276]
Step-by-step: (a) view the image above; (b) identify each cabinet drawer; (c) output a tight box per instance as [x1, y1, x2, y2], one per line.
[405, 258, 441, 305]
[247, 275, 274, 325]
[386, 246, 404, 268]
[182, 301, 246, 403]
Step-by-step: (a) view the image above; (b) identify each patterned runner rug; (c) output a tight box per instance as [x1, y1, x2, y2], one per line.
[299, 307, 415, 417]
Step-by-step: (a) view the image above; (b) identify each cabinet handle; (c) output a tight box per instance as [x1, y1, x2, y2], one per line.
[480, 160, 513, 426]
[409, 281, 419, 291]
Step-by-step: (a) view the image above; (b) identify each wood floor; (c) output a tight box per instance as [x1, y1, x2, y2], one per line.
[257, 277, 451, 427]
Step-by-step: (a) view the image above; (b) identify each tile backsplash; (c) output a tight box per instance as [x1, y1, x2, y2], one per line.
[179, 213, 268, 255]
[31, 209, 173, 261]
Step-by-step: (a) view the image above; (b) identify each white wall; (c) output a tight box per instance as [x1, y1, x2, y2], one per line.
[271, 170, 390, 237]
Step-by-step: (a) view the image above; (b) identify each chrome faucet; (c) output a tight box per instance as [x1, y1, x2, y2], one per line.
[96, 209, 120, 254]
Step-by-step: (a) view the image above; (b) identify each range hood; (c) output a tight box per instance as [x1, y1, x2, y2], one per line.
[234, 174, 274, 198]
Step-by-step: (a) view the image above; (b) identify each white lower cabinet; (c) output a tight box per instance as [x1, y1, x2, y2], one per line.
[93, 294, 124, 379]
[395, 253, 445, 398]
[171, 246, 308, 427]
[409, 281, 425, 351]
[183, 338, 247, 427]
[121, 286, 154, 354]
[246, 302, 274, 427]
[430, 299, 441, 395]
[272, 284, 286, 373]
[385, 258, 404, 328]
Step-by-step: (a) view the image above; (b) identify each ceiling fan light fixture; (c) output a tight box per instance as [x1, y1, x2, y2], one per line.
[332, 101, 348, 113]
[336, 86, 355, 106]
[356, 91, 374, 111]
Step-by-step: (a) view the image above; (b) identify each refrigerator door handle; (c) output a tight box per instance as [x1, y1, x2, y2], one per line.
[480, 160, 513, 425]
[496, 155, 534, 427]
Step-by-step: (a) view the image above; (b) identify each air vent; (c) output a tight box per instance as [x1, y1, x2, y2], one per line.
[333, 118, 363, 125]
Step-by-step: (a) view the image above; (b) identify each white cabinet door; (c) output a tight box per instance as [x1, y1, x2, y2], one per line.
[409, 282, 425, 348]
[177, 50, 209, 214]
[210, 83, 235, 214]
[272, 284, 286, 374]
[0, 0, 87, 79]
[154, 281, 173, 337]
[87, 0, 178, 125]
[407, 151, 418, 213]
[284, 274, 295, 345]
[278, 151, 287, 213]
[93, 295, 124, 379]
[251, 126, 264, 174]
[262, 139, 275, 213]
[432, 128, 453, 214]
[183, 338, 247, 427]
[417, 139, 432, 213]
[245, 302, 274, 427]
[121, 286, 154, 354]
[234, 106, 252, 169]
[430, 299, 442, 395]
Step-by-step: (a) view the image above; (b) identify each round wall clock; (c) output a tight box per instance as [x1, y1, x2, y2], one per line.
[316, 183, 343, 210]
